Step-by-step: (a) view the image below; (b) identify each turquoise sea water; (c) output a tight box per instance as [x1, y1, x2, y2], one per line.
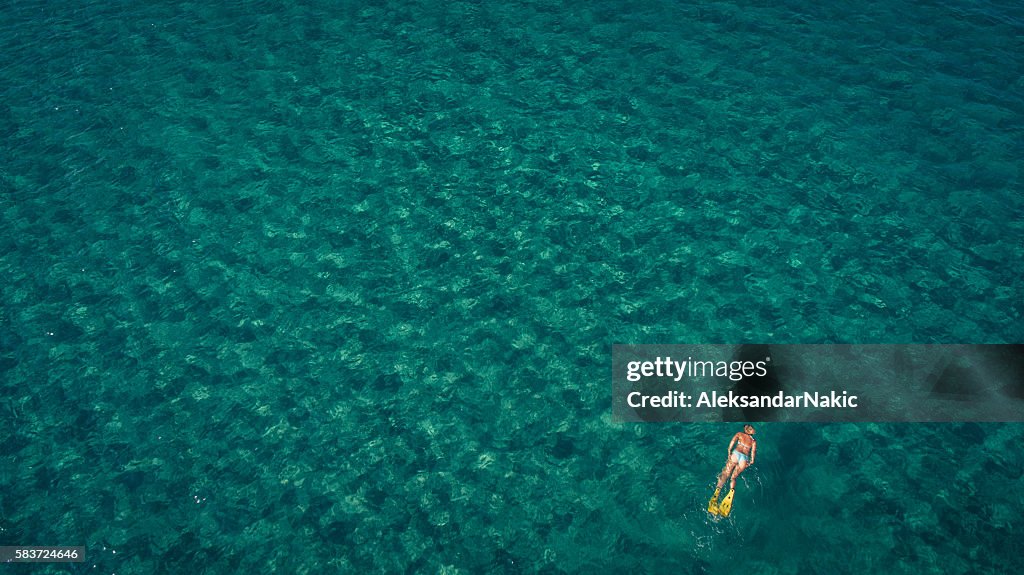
[2, 0, 1022, 572]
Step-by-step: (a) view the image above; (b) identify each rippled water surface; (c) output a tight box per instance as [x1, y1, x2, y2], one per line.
[2, 0, 1022, 572]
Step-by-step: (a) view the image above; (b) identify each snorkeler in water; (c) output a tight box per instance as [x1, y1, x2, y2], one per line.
[717, 424, 756, 491]
[708, 425, 757, 516]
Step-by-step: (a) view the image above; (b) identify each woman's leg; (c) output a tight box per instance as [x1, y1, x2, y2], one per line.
[729, 460, 750, 490]
[717, 458, 737, 489]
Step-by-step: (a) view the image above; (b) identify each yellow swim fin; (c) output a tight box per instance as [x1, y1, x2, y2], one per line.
[718, 489, 736, 517]
[707, 488, 721, 515]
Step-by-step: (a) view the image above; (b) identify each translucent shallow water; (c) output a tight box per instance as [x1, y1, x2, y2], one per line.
[1, 0, 1022, 572]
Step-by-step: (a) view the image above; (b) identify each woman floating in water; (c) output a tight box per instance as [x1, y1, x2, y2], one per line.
[708, 424, 757, 517]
